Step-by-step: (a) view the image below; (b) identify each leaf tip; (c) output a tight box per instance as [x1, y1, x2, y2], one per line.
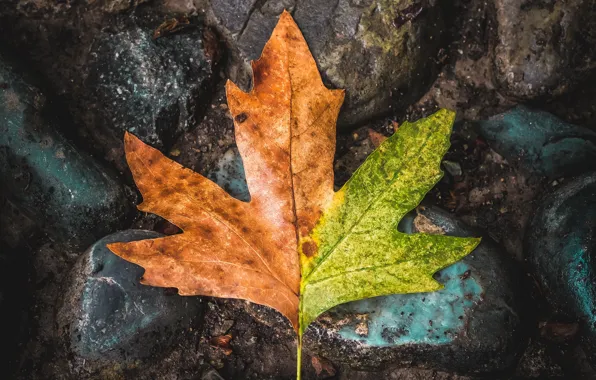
[106, 241, 125, 258]
[123, 131, 144, 154]
[434, 108, 456, 129]
[470, 236, 482, 250]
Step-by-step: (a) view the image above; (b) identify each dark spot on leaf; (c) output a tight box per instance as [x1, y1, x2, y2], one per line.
[302, 241, 317, 257]
[253, 59, 270, 84]
[235, 113, 248, 123]
[199, 227, 213, 239]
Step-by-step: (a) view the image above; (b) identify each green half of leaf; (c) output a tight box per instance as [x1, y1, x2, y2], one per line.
[298, 109, 481, 336]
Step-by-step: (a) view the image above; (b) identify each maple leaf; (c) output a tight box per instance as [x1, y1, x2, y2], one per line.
[107, 11, 480, 378]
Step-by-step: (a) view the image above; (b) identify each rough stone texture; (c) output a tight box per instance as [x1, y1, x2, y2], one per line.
[170, 87, 240, 189]
[525, 172, 596, 366]
[0, 53, 131, 249]
[57, 230, 204, 360]
[304, 205, 523, 374]
[206, 0, 450, 126]
[81, 10, 216, 150]
[0, 2, 221, 173]
[477, 106, 596, 180]
[494, 0, 596, 100]
[514, 339, 564, 378]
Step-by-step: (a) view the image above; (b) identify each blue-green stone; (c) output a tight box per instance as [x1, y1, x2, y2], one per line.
[0, 55, 131, 248]
[83, 12, 215, 149]
[57, 230, 204, 360]
[526, 172, 596, 364]
[478, 106, 596, 179]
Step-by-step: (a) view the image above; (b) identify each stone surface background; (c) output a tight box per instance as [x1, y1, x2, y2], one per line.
[1, 0, 596, 379]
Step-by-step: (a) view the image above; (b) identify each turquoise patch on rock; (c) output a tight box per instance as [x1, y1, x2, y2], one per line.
[334, 261, 482, 346]
[477, 106, 596, 179]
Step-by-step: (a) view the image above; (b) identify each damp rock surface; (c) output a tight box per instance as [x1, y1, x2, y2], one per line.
[0, 54, 131, 248]
[57, 230, 204, 360]
[526, 172, 596, 365]
[494, 0, 596, 100]
[209, 0, 449, 126]
[477, 106, 596, 179]
[305, 206, 523, 374]
[82, 11, 216, 150]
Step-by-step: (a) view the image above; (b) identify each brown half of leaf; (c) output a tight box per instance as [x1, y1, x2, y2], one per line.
[107, 11, 344, 331]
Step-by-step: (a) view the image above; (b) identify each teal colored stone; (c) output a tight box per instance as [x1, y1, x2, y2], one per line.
[305, 206, 523, 374]
[335, 261, 482, 346]
[57, 230, 204, 360]
[526, 172, 596, 365]
[83, 11, 215, 149]
[478, 106, 596, 179]
[0, 55, 131, 248]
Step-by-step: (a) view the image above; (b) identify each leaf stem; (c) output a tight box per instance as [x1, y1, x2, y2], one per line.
[297, 332, 302, 380]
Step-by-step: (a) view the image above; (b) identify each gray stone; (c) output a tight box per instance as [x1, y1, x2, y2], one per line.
[443, 160, 462, 177]
[208, 0, 449, 126]
[0, 53, 131, 249]
[305, 205, 523, 374]
[57, 230, 204, 360]
[525, 172, 596, 366]
[494, 0, 596, 99]
[82, 10, 216, 149]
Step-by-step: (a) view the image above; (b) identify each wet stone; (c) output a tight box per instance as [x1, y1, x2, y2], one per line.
[477, 106, 596, 179]
[209, 0, 449, 126]
[525, 172, 596, 365]
[494, 0, 596, 99]
[57, 230, 204, 360]
[0, 54, 131, 248]
[82, 11, 216, 149]
[305, 206, 523, 374]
